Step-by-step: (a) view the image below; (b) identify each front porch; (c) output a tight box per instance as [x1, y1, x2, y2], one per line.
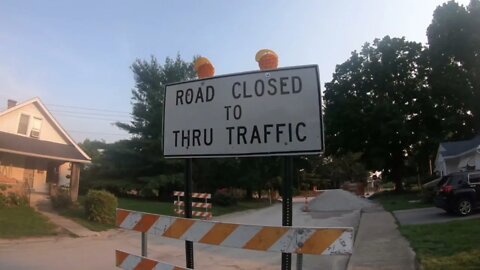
[0, 152, 82, 201]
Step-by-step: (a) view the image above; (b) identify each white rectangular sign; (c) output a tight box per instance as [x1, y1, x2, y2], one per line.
[163, 65, 323, 158]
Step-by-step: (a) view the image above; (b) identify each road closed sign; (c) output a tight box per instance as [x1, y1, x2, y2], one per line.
[163, 65, 323, 158]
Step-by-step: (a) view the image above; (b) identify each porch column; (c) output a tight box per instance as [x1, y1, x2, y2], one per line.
[70, 162, 81, 202]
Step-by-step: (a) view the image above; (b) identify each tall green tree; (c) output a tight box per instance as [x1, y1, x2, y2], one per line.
[116, 55, 196, 176]
[117, 55, 196, 141]
[427, 0, 480, 137]
[324, 36, 430, 190]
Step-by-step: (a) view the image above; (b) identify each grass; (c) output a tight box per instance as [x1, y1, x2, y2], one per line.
[400, 219, 480, 270]
[0, 206, 58, 238]
[370, 190, 432, 211]
[56, 205, 115, 232]
[118, 198, 273, 217]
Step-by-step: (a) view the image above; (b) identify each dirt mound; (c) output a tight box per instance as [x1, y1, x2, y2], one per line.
[308, 189, 374, 211]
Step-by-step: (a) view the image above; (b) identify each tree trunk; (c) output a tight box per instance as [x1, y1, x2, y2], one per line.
[245, 187, 253, 200]
[391, 155, 404, 193]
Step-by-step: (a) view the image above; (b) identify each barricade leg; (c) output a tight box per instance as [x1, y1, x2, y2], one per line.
[282, 156, 294, 270]
[296, 254, 303, 270]
[185, 158, 194, 268]
[141, 232, 147, 257]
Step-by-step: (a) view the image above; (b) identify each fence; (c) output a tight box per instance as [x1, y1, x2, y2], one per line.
[173, 191, 212, 219]
[115, 209, 354, 270]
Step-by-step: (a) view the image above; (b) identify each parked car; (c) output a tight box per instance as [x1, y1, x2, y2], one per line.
[434, 171, 480, 216]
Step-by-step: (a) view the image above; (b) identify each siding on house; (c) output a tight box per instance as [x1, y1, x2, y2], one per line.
[0, 102, 68, 145]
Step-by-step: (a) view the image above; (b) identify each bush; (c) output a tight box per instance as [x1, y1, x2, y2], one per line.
[84, 190, 118, 224]
[212, 189, 237, 206]
[0, 194, 7, 208]
[51, 192, 72, 209]
[0, 192, 28, 208]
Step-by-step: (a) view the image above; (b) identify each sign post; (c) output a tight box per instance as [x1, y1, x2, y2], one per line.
[184, 158, 194, 268]
[163, 63, 324, 270]
[282, 156, 294, 270]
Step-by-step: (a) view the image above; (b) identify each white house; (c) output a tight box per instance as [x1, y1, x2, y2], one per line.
[0, 98, 91, 201]
[434, 135, 480, 176]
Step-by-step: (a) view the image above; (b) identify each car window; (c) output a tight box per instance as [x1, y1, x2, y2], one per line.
[468, 173, 480, 184]
[439, 175, 464, 186]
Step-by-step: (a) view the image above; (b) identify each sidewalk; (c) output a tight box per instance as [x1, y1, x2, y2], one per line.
[30, 193, 99, 237]
[347, 206, 416, 270]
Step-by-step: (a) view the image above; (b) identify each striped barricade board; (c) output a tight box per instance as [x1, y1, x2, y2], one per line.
[116, 208, 354, 255]
[116, 250, 191, 270]
[174, 191, 212, 199]
[173, 191, 212, 219]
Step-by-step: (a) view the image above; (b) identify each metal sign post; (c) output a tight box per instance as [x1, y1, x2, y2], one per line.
[184, 158, 194, 268]
[282, 156, 294, 270]
[162, 64, 324, 270]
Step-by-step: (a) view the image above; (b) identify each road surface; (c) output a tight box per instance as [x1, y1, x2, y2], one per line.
[394, 207, 480, 225]
[0, 200, 359, 270]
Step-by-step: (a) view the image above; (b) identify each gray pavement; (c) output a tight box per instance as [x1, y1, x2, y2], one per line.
[0, 190, 417, 270]
[393, 207, 480, 225]
[347, 206, 416, 270]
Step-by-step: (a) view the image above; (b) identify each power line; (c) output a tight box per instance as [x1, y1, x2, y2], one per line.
[53, 114, 129, 122]
[67, 130, 129, 136]
[46, 103, 131, 114]
[49, 109, 132, 117]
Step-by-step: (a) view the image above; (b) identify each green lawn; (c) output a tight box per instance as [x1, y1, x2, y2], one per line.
[400, 219, 480, 270]
[0, 206, 58, 238]
[371, 190, 432, 211]
[57, 205, 115, 232]
[118, 198, 273, 217]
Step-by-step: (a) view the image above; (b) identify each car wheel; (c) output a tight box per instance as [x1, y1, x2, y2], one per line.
[456, 198, 472, 216]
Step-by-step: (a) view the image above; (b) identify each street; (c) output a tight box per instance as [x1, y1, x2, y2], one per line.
[0, 191, 361, 270]
[394, 207, 480, 225]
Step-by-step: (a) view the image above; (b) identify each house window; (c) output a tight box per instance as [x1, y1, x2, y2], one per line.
[30, 117, 42, 139]
[17, 114, 30, 135]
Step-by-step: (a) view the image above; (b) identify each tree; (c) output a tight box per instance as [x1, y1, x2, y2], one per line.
[324, 36, 430, 191]
[427, 0, 480, 137]
[116, 54, 196, 176]
[117, 54, 196, 140]
[313, 153, 368, 188]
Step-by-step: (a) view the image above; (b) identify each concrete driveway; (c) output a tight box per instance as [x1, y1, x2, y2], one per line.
[393, 207, 480, 225]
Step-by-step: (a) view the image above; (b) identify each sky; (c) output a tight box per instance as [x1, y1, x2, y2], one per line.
[0, 0, 471, 143]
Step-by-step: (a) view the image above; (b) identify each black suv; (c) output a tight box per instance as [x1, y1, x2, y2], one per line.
[434, 171, 480, 216]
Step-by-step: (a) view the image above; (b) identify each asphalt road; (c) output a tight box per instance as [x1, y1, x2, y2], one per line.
[0, 201, 359, 270]
[393, 207, 480, 225]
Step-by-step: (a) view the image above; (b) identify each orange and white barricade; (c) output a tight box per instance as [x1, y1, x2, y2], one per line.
[173, 191, 212, 219]
[115, 209, 354, 270]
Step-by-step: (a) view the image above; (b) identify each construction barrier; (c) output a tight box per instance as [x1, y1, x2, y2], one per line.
[173, 191, 212, 219]
[116, 209, 354, 267]
[116, 250, 191, 270]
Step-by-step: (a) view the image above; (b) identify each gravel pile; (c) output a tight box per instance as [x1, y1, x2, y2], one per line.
[308, 189, 374, 211]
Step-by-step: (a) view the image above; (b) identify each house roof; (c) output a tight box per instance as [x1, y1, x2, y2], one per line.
[0, 97, 91, 163]
[0, 131, 90, 163]
[439, 135, 480, 158]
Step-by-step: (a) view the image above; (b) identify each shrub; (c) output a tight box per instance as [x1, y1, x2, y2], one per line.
[0, 194, 7, 208]
[7, 192, 28, 206]
[0, 192, 28, 208]
[84, 190, 118, 224]
[212, 189, 237, 206]
[51, 192, 73, 209]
